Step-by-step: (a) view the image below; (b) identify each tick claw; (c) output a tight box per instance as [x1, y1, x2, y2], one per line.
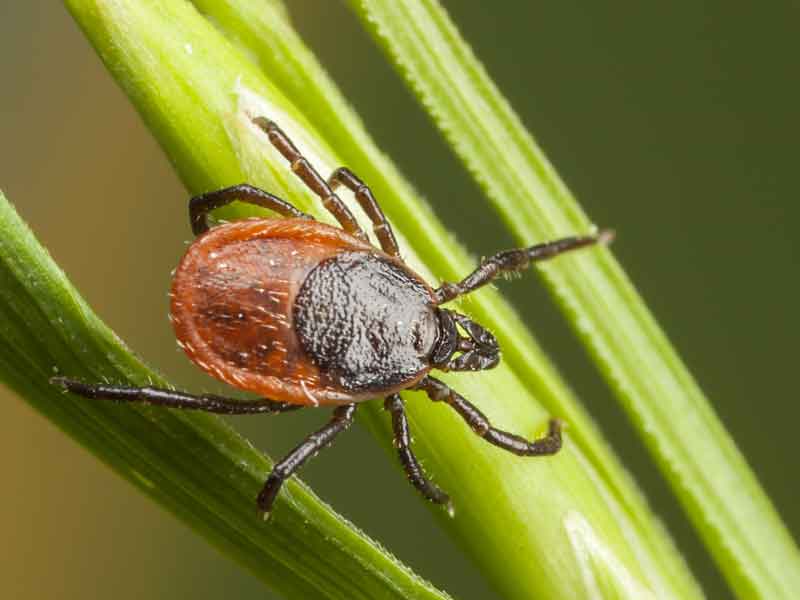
[597, 229, 616, 245]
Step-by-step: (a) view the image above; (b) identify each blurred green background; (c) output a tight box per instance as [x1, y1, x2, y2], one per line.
[1, 2, 798, 599]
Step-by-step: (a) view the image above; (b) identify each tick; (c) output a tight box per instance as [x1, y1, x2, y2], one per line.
[52, 117, 611, 518]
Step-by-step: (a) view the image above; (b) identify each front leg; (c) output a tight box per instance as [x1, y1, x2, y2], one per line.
[415, 376, 562, 456]
[436, 230, 613, 304]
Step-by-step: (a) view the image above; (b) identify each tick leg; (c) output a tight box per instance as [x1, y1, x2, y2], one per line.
[415, 376, 562, 456]
[435, 230, 614, 304]
[257, 403, 357, 518]
[50, 377, 300, 414]
[252, 117, 368, 242]
[384, 394, 453, 515]
[328, 167, 400, 257]
[189, 184, 312, 236]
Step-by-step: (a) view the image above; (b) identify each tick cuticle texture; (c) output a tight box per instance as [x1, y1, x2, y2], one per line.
[294, 250, 438, 393]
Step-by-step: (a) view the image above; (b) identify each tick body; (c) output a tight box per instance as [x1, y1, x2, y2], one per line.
[172, 218, 438, 405]
[53, 117, 611, 518]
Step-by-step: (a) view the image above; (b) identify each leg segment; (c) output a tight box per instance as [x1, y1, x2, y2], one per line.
[50, 377, 300, 414]
[328, 167, 400, 256]
[252, 117, 368, 242]
[189, 184, 312, 236]
[435, 230, 614, 303]
[384, 394, 453, 514]
[257, 403, 357, 517]
[415, 376, 562, 456]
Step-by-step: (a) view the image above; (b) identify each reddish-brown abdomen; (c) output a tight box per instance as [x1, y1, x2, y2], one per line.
[170, 218, 380, 405]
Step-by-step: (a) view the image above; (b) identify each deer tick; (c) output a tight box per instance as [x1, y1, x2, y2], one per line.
[52, 117, 611, 518]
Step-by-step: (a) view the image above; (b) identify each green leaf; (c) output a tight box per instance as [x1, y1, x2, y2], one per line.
[61, 0, 705, 598]
[344, 1, 800, 598]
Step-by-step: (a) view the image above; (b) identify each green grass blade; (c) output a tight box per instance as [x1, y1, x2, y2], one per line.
[345, 1, 800, 598]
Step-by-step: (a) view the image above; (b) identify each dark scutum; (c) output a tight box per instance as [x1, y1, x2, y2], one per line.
[294, 251, 438, 392]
